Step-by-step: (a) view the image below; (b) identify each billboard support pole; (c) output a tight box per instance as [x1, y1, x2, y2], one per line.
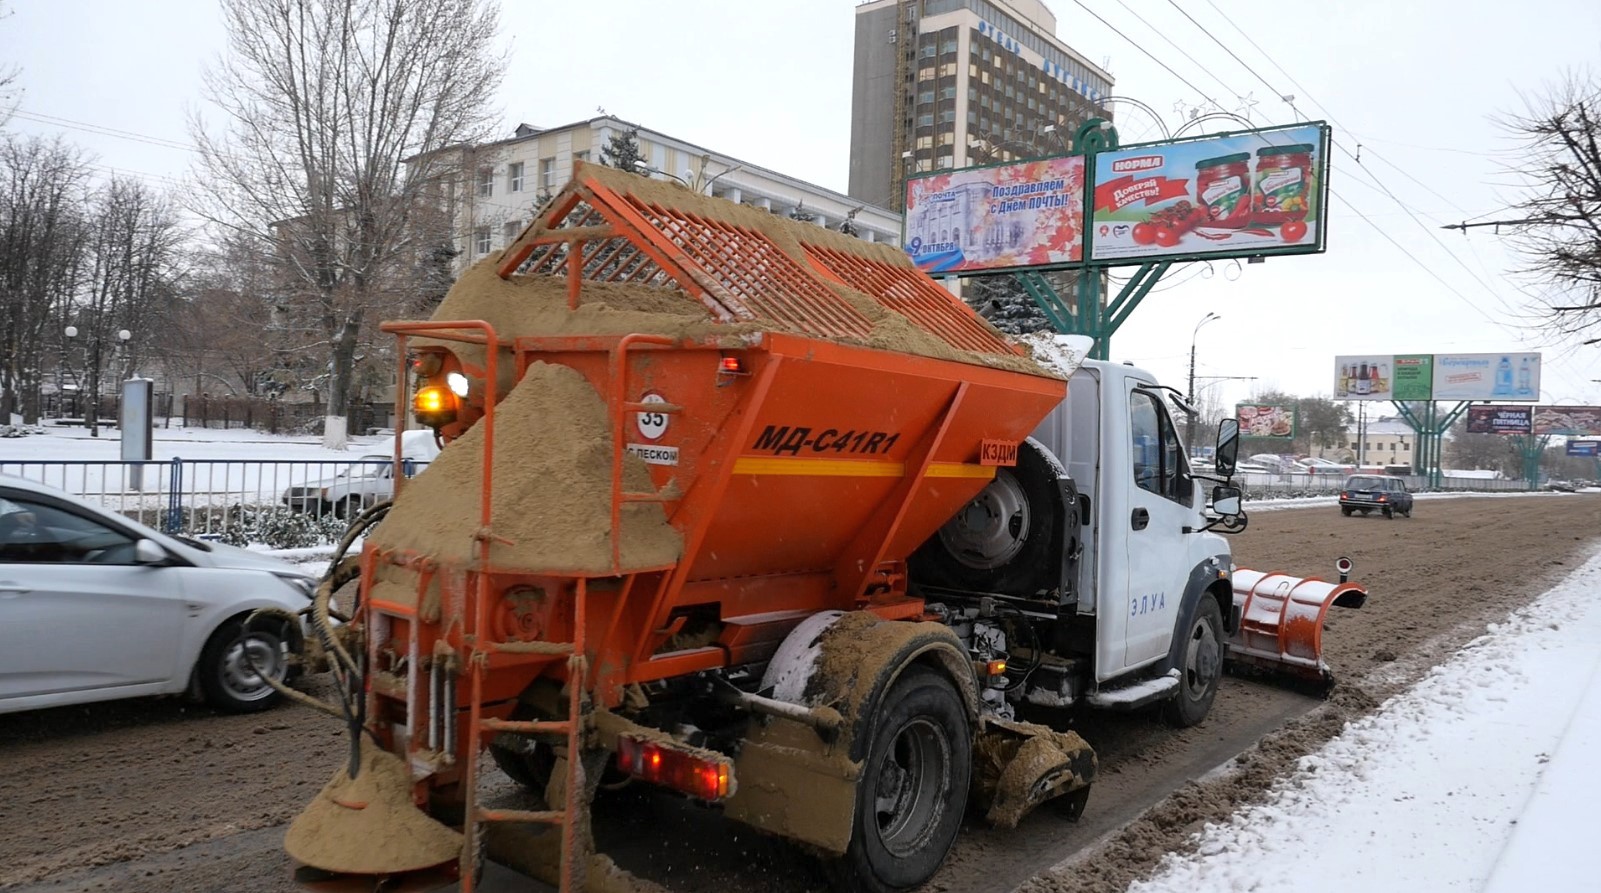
[1392, 400, 1470, 489]
[1511, 434, 1550, 489]
[1019, 261, 1170, 360]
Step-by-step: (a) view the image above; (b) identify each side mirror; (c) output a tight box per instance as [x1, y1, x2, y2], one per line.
[1215, 418, 1240, 477]
[134, 538, 168, 565]
[1211, 485, 1242, 517]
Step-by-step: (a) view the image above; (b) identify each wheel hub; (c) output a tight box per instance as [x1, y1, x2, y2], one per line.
[873, 717, 950, 857]
[937, 470, 1031, 570]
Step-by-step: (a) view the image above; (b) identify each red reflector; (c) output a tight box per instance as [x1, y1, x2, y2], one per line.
[616, 735, 733, 801]
[718, 356, 746, 374]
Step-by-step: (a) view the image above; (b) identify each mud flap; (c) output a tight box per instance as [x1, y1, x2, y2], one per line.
[1227, 568, 1369, 688]
[971, 718, 1096, 829]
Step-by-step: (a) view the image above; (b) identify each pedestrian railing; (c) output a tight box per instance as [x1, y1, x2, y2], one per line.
[0, 457, 429, 547]
[0, 458, 1536, 547]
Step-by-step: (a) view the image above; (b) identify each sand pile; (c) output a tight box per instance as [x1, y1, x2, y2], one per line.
[283, 745, 462, 874]
[369, 361, 682, 573]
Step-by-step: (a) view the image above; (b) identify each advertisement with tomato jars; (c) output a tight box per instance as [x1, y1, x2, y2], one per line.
[902, 156, 1086, 274]
[1088, 123, 1330, 263]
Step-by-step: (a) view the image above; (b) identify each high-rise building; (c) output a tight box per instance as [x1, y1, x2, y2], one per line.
[849, 0, 1114, 211]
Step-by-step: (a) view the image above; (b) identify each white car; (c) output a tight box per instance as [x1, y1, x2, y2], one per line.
[281, 430, 441, 518]
[0, 475, 318, 716]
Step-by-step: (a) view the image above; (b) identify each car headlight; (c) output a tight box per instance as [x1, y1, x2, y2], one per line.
[274, 572, 317, 600]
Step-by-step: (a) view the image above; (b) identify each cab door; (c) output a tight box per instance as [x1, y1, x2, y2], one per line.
[1122, 387, 1194, 667]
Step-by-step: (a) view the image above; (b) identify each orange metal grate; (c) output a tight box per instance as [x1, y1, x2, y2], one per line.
[804, 245, 1020, 356]
[499, 164, 1026, 355]
[621, 196, 876, 341]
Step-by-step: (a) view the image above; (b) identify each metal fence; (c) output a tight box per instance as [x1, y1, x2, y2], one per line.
[1, 458, 1536, 548]
[1236, 471, 1532, 499]
[0, 457, 429, 547]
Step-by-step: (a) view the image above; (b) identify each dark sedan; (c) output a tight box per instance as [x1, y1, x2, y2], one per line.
[1339, 474, 1414, 518]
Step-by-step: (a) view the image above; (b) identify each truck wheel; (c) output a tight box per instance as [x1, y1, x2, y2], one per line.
[1163, 597, 1223, 728]
[197, 616, 289, 713]
[910, 443, 1060, 597]
[489, 734, 556, 793]
[334, 497, 363, 519]
[1340, 506, 1353, 516]
[838, 666, 970, 892]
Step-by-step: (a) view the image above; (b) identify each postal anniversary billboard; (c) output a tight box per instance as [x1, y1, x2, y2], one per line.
[902, 156, 1086, 274]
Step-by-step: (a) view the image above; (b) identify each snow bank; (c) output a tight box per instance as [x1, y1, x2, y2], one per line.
[1131, 548, 1601, 893]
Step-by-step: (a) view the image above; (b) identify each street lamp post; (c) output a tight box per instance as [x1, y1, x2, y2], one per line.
[1187, 312, 1221, 445]
[632, 160, 695, 188]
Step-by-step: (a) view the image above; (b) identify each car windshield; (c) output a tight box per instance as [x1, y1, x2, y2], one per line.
[1345, 475, 1385, 489]
[344, 456, 391, 477]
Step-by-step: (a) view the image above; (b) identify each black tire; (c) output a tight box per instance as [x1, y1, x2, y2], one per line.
[1163, 597, 1224, 728]
[909, 444, 1062, 596]
[837, 666, 970, 892]
[1383, 507, 1393, 519]
[197, 617, 289, 713]
[333, 497, 364, 519]
[489, 734, 556, 793]
[1340, 506, 1353, 516]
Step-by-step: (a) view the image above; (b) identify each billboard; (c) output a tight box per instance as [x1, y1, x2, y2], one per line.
[1333, 355, 1433, 401]
[1088, 123, 1330, 263]
[1566, 440, 1599, 457]
[1432, 353, 1541, 401]
[1237, 404, 1296, 438]
[1466, 405, 1532, 435]
[1533, 406, 1601, 436]
[1333, 353, 1540, 401]
[902, 156, 1086, 274]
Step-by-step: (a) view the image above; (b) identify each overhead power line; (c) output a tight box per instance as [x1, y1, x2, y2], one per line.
[1146, 1, 1526, 329]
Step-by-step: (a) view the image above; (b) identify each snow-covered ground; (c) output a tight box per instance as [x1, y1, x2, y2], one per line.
[1131, 546, 1601, 892]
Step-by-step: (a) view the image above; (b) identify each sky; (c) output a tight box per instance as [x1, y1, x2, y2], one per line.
[4, 0, 1601, 418]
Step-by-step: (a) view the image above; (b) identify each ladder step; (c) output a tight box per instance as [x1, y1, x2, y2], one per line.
[481, 718, 572, 736]
[477, 807, 565, 825]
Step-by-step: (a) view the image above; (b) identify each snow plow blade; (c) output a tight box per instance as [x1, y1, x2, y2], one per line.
[972, 718, 1096, 828]
[1227, 567, 1369, 688]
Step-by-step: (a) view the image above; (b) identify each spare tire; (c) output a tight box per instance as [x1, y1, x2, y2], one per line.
[909, 442, 1067, 597]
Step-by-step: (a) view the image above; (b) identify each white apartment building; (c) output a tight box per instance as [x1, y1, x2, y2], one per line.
[426, 116, 903, 274]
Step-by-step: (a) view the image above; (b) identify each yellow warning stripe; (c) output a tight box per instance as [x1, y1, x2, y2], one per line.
[732, 457, 995, 479]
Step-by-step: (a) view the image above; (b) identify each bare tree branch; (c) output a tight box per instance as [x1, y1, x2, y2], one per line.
[188, 0, 503, 446]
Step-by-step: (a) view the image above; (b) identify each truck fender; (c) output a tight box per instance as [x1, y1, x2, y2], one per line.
[1163, 554, 1235, 676]
[725, 610, 977, 855]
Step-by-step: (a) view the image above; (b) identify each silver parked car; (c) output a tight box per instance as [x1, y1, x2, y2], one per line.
[0, 475, 317, 715]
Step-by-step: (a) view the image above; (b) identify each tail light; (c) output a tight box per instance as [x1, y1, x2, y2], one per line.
[615, 735, 734, 801]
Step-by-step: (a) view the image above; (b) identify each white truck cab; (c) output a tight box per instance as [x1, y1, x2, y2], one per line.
[911, 358, 1243, 726]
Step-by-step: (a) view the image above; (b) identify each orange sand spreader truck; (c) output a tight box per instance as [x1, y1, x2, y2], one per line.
[280, 162, 1367, 893]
